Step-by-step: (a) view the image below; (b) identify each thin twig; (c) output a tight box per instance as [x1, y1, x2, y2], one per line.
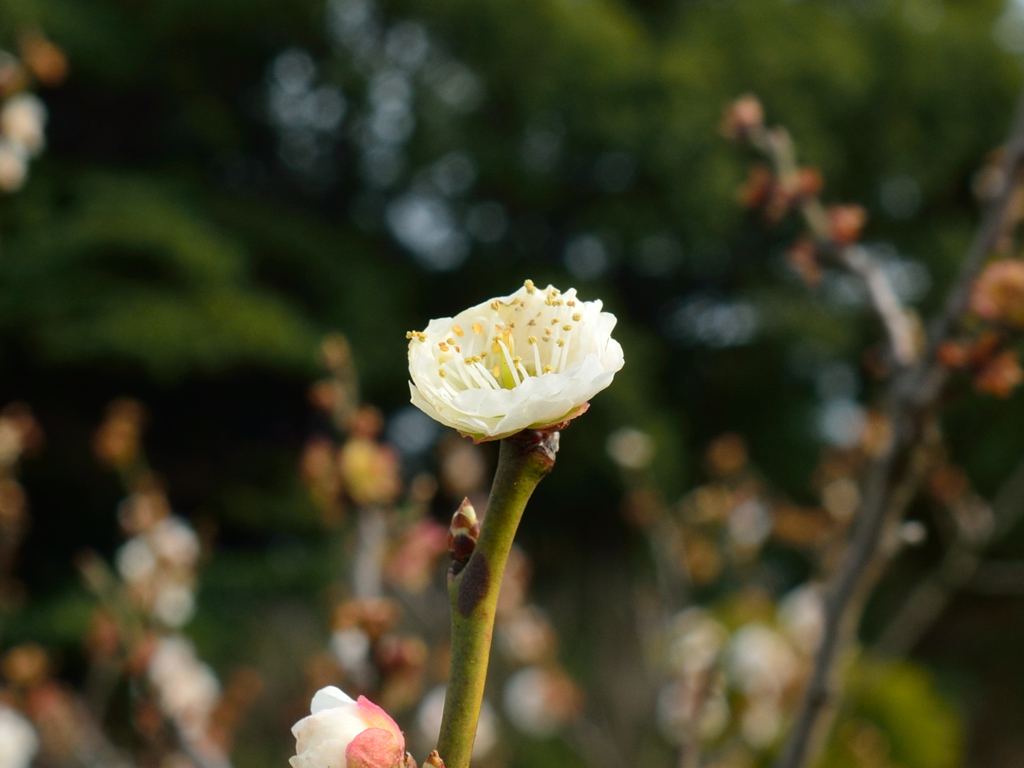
[876, 453, 1024, 656]
[775, 416, 935, 768]
[924, 91, 1024, 361]
[835, 245, 917, 367]
[753, 127, 918, 368]
[773, 86, 1024, 768]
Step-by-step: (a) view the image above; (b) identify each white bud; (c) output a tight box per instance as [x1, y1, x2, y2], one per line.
[0, 94, 46, 156]
[0, 704, 38, 768]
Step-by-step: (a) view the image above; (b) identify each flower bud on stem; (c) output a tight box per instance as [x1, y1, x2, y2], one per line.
[436, 429, 558, 768]
[448, 499, 481, 576]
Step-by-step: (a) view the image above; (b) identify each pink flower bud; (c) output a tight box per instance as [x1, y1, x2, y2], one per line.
[291, 686, 406, 768]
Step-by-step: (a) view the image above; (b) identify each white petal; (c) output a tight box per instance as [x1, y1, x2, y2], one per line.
[407, 282, 624, 438]
[311, 686, 357, 715]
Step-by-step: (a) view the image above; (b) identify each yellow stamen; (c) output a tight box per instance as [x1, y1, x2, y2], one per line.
[472, 322, 483, 335]
[524, 279, 536, 294]
[572, 313, 581, 322]
[562, 324, 572, 332]
[492, 366, 501, 379]
[453, 325, 464, 336]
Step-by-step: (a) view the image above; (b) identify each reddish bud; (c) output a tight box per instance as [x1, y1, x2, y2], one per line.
[828, 205, 867, 244]
[424, 752, 445, 768]
[1, 643, 49, 687]
[928, 465, 970, 505]
[19, 33, 68, 86]
[974, 349, 1024, 398]
[706, 433, 748, 477]
[721, 94, 764, 141]
[937, 341, 971, 369]
[737, 164, 774, 210]
[970, 260, 1024, 328]
[93, 397, 147, 470]
[786, 237, 822, 288]
[796, 167, 824, 198]
[320, 333, 353, 375]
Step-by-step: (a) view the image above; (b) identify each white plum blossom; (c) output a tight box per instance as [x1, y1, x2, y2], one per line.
[728, 624, 798, 699]
[148, 515, 201, 568]
[291, 686, 406, 768]
[777, 583, 825, 655]
[666, 608, 729, 678]
[147, 636, 220, 739]
[407, 280, 624, 441]
[0, 704, 38, 768]
[153, 582, 196, 628]
[0, 94, 47, 156]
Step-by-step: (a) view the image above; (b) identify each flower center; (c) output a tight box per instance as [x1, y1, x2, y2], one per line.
[409, 282, 586, 395]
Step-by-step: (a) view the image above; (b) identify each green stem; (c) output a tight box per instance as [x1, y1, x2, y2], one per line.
[436, 431, 558, 768]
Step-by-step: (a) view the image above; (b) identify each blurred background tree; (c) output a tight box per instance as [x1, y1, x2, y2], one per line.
[2, 0, 1024, 765]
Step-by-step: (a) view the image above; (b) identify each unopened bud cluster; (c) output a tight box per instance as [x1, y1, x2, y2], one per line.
[723, 94, 871, 291]
[934, 258, 1024, 399]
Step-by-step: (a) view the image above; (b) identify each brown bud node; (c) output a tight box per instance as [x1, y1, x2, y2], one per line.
[448, 498, 481, 574]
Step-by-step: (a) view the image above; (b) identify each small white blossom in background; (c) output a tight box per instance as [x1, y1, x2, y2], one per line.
[740, 697, 783, 749]
[407, 281, 624, 441]
[291, 686, 407, 768]
[330, 626, 374, 687]
[0, 704, 39, 768]
[416, 685, 497, 759]
[0, 140, 28, 192]
[147, 636, 220, 741]
[666, 608, 729, 678]
[727, 497, 772, 550]
[0, 93, 47, 156]
[656, 677, 729, 744]
[148, 516, 201, 567]
[606, 427, 655, 470]
[152, 582, 196, 628]
[777, 584, 825, 655]
[502, 666, 582, 738]
[727, 624, 798, 699]
[496, 605, 557, 665]
[114, 513, 201, 629]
